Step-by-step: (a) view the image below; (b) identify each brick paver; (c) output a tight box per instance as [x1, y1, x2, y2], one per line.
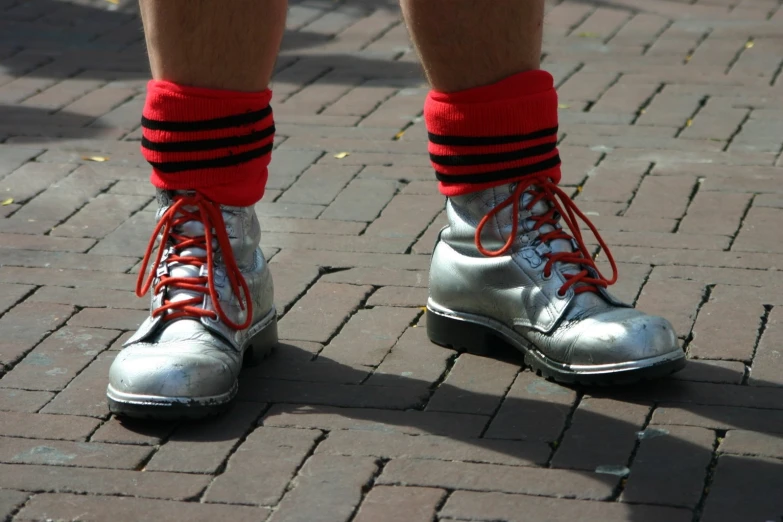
[1, 0, 782, 520]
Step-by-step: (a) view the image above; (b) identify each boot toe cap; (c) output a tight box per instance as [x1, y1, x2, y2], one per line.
[558, 309, 681, 367]
[108, 344, 237, 403]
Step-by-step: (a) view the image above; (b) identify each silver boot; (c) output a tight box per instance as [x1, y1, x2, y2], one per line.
[427, 180, 685, 385]
[107, 190, 278, 419]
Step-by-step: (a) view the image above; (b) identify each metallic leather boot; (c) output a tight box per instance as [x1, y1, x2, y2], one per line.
[427, 180, 685, 385]
[107, 190, 278, 419]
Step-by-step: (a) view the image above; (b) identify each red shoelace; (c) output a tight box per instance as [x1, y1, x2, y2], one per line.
[475, 177, 618, 297]
[136, 192, 253, 330]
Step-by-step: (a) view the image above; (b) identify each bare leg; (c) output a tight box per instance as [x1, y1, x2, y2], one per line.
[139, 0, 287, 91]
[399, 0, 544, 92]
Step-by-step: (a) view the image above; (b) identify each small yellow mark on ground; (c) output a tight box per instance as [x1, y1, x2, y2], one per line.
[745, 40, 754, 49]
[334, 152, 350, 159]
[685, 119, 693, 127]
[558, 104, 571, 109]
[1, 198, 13, 206]
[577, 32, 601, 38]
[82, 156, 109, 162]
[393, 130, 406, 140]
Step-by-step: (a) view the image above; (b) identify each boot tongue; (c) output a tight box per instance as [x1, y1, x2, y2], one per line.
[520, 189, 580, 276]
[165, 204, 210, 308]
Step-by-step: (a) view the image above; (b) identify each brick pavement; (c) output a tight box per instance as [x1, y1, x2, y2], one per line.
[1, 0, 783, 520]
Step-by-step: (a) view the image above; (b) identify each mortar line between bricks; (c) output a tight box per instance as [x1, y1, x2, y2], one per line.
[476, 368, 522, 439]
[194, 402, 275, 503]
[640, 19, 674, 56]
[684, 28, 713, 67]
[743, 304, 773, 384]
[682, 284, 714, 358]
[0, 284, 40, 325]
[630, 82, 665, 125]
[674, 95, 708, 139]
[0, 304, 80, 381]
[601, 12, 635, 46]
[432, 489, 453, 522]
[609, 403, 657, 502]
[770, 55, 783, 87]
[722, 109, 751, 152]
[0, 148, 47, 184]
[572, 151, 608, 202]
[4, 492, 32, 522]
[724, 193, 754, 251]
[671, 176, 703, 234]
[278, 66, 335, 104]
[553, 62, 584, 90]
[311, 284, 379, 359]
[354, 86, 405, 128]
[563, 5, 598, 38]
[271, 429, 330, 507]
[357, 19, 404, 51]
[46, 179, 121, 238]
[617, 161, 655, 217]
[584, 72, 623, 114]
[630, 265, 654, 308]
[545, 391, 584, 468]
[352, 181, 405, 236]
[690, 430, 724, 522]
[15, 67, 88, 105]
[3, 162, 82, 220]
[345, 457, 389, 522]
[277, 268, 330, 320]
[724, 37, 754, 75]
[52, 79, 135, 128]
[358, 307, 424, 385]
[415, 348, 459, 411]
[403, 198, 445, 255]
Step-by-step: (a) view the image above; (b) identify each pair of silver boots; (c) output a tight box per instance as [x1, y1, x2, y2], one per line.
[107, 182, 685, 419]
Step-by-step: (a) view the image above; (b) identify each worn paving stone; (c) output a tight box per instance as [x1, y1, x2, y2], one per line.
[0, 326, 119, 391]
[0, 489, 28, 522]
[0, 411, 100, 441]
[426, 353, 519, 416]
[441, 490, 692, 522]
[701, 455, 783, 522]
[205, 426, 322, 506]
[622, 425, 715, 507]
[261, 404, 489, 438]
[378, 459, 617, 500]
[278, 282, 373, 343]
[268, 454, 378, 522]
[144, 402, 265, 474]
[316, 430, 549, 466]
[484, 371, 578, 442]
[551, 398, 651, 471]
[15, 494, 269, 522]
[0, 436, 151, 469]
[0, 463, 210, 500]
[352, 486, 445, 522]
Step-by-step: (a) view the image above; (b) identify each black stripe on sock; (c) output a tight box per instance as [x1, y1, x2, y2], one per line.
[141, 124, 275, 153]
[148, 142, 274, 173]
[428, 126, 558, 147]
[435, 154, 561, 184]
[141, 105, 272, 132]
[430, 140, 557, 167]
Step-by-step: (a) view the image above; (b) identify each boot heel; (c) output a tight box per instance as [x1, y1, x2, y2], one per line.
[243, 316, 278, 367]
[426, 308, 494, 355]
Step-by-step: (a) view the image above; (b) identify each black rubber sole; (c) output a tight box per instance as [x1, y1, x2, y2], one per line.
[426, 308, 686, 386]
[108, 319, 278, 421]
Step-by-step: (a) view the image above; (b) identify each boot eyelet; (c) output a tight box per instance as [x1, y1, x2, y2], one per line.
[556, 289, 567, 299]
[542, 271, 552, 281]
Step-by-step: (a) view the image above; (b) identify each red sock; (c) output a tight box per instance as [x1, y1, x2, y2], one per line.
[141, 80, 274, 207]
[424, 70, 561, 197]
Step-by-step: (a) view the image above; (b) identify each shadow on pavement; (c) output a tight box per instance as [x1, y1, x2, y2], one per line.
[116, 338, 783, 522]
